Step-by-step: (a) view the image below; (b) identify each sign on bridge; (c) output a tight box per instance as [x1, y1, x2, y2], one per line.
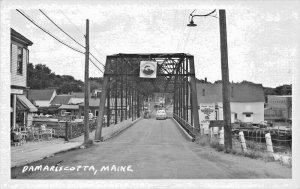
[140, 61, 157, 78]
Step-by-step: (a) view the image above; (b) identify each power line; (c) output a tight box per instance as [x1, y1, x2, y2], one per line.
[39, 9, 86, 49]
[58, 10, 106, 69]
[16, 9, 85, 54]
[91, 46, 106, 62]
[58, 9, 85, 36]
[18, 9, 105, 74]
[89, 52, 105, 68]
[89, 58, 104, 73]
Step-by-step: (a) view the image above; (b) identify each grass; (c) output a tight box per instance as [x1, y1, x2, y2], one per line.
[195, 135, 210, 147]
[195, 135, 293, 167]
[195, 135, 277, 161]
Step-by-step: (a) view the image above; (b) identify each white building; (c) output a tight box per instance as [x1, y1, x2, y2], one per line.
[197, 82, 265, 124]
[10, 28, 37, 128]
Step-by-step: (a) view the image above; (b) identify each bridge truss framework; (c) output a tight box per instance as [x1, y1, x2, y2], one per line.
[94, 53, 200, 140]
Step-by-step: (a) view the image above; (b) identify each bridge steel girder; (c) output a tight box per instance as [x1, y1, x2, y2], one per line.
[94, 53, 201, 141]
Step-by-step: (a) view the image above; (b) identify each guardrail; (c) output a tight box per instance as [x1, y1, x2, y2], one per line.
[173, 114, 199, 138]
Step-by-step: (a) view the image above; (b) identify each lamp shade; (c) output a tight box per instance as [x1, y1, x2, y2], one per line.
[187, 19, 197, 27]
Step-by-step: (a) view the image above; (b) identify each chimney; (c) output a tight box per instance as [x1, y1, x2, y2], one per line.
[205, 77, 207, 83]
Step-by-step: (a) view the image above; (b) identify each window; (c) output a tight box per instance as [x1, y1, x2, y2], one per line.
[202, 89, 205, 96]
[17, 47, 23, 75]
[245, 114, 251, 117]
[61, 110, 66, 116]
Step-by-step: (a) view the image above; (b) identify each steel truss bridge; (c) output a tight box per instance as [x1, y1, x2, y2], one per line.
[94, 53, 200, 140]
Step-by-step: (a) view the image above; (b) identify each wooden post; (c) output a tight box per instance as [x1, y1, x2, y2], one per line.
[65, 121, 69, 141]
[265, 133, 274, 158]
[219, 129, 224, 146]
[239, 131, 247, 153]
[84, 19, 90, 144]
[219, 9, 232, 150]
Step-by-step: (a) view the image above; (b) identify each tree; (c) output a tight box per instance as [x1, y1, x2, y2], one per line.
[27, 63, 84, 94]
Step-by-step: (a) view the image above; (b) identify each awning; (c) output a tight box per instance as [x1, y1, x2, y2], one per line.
[17, 95, 38, 112]
[16, 98, 28, 111]
[58, 104, 79, 110]
[242, 112, 253, 114]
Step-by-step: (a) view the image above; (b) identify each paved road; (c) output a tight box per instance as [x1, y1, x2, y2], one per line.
[11, 117, 291, 179]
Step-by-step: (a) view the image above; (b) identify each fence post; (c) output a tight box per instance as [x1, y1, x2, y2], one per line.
[65, 121, 69, 141]
[219, 129, 224, 146]
[265, 132, 274, 158]
[239, 131, 247, 153]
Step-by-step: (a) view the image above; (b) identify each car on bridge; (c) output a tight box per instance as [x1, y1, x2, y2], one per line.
[156, 109, 167, 120]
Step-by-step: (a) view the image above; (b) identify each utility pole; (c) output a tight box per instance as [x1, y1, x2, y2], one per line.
[84, 19, 90, 144]
[219, 9, 232, 150]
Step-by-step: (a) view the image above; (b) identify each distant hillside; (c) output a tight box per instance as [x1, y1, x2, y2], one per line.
[27, 63, 103, 94]
[197, 78, 292, 96]
[263, 85, 292, 96]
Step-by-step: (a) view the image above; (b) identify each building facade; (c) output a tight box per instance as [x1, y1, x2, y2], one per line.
[10, 28, 37, 128]
[197, 82, 265, 125]
[265, 95, 292, 121]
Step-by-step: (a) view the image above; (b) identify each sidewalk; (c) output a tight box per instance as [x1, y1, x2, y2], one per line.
[11, 118, 141, 168]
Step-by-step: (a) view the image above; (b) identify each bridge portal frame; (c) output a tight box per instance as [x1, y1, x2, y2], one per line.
[94, 53, 200, 141]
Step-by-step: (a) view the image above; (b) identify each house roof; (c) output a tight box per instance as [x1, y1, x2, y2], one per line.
[68, 97, 84, 105]
[51, 95, 72, 105]
[78, 98, 124, 108]
[70, 92, 84, 98]
[196, 83, 265, 103]
[58, 104, 79, 110]
[79, 98, 100, 107]
[28, 89, 56, 101]
[11, 28, 33, 46]
[267, 95, 292, 98]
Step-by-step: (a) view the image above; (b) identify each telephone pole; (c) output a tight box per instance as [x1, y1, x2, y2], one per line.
[84, 19, 90, 144]
[219, 9, 232, 150]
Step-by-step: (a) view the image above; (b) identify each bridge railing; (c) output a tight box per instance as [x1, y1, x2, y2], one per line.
[173, 114, 199, 138]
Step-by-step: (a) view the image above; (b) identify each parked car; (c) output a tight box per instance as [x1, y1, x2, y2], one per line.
[156, 109, 167, 120]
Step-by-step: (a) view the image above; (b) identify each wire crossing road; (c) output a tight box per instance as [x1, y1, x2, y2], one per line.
[11, 118, 291, 179]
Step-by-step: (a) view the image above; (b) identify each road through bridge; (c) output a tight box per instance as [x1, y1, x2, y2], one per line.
[94, 53, 200, 141]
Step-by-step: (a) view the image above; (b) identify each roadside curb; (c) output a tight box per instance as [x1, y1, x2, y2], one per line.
[102, 117, 142, 141]
[11, 118, 142, 168]
[11, 142, 82, 168]
[171, 118, 194, 142]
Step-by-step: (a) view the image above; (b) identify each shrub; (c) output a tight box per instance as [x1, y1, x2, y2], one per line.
[195, 135, 210, 147]
[210, 137, 220, 149]
[244, 150, 261, 159]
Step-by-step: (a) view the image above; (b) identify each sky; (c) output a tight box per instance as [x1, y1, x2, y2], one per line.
[9, 2, 299, 88]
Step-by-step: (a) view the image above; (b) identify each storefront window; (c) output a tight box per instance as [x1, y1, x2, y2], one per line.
[16, 111, 24, 126]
